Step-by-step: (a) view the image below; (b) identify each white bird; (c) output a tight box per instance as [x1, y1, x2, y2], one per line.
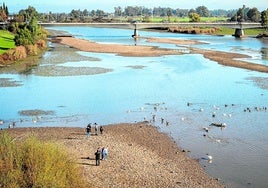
[206, 154, 213, 160]
[203, 127, 209, 132]
[199, 108, 204, 112]
[0, 120, 4, 125]
[32, 118, 37, 123]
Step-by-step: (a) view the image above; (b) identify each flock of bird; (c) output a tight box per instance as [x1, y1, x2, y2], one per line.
[128, 101, 268, 163]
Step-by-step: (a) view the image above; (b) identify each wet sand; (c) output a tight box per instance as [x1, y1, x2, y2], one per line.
[53, 36, 268, 73]
[5, 122, 224, 187]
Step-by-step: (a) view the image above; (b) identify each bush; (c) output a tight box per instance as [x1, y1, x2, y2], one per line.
[25, 44, 38, 56]
[0, 132, 88, 188]
[36, 39, 47, 50]
[13, 46, 27, 60]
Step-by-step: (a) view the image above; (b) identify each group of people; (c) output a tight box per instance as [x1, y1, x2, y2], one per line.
[95, 146, 108, 166]
[86, 122, 104, 137]
[85, 122, 108, 166]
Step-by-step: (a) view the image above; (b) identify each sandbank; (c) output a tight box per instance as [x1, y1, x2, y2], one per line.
[5, 122, 224, 187]
[53, 36, 268, 73]
[53, 37, 183, 57]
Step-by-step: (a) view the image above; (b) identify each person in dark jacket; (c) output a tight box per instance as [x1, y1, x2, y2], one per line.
[86, 123, 91, 138]
[100, 126, 104, 134]
[95, 148, 101, 166]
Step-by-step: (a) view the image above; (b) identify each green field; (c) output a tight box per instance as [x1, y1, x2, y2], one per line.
[214, 27, 267, 36]
[0, 30, 15, 54]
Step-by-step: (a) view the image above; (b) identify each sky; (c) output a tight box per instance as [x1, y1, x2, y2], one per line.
[4, 0, 268, 13]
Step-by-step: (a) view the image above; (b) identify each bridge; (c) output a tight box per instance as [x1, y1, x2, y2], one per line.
[40, 22, 263, 38]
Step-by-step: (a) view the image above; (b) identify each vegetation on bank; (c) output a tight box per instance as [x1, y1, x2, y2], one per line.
[0, 131, 88, 188]
[0, 5, 48, 68]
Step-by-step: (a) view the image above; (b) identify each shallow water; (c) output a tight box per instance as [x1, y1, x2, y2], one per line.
[1, 26, 268, 188]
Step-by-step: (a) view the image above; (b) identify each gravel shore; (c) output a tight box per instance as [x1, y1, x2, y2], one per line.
[6, 122, 224, 187]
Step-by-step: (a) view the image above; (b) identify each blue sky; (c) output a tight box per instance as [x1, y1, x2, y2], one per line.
[5, 0, 268, 13]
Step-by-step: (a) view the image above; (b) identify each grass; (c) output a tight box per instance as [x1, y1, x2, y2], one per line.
[0, 30, 15, 54]
[0, 132, 89, 188]
[214, 27, 267, 36]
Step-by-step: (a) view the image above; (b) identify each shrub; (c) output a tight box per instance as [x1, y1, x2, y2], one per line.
[0, 132, 88, 188]
[25, 44, 38, 56]
[13, 46, 27, 60]
[36, 39, 47, 50]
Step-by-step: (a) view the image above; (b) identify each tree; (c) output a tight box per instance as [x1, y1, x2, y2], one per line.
[189, 13, 200, 22]
[19, 6, 38, 22]
[0, 2, 8, 21]
[14, 6, 45, 46]
[167, 8, 172, 22]
[196, 6, 210, 17]
[235, 5, 248, 22]
[261, 9, 268, 30]
[247, 7, 260, 22]
[114, 6, 122, 16]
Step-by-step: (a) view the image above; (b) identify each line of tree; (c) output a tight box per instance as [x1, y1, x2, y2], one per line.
[32, 5, 267, 23]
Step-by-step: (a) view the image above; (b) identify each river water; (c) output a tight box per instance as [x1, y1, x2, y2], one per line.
[0, 26, 268, 187]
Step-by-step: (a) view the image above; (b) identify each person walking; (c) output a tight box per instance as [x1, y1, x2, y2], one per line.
[94, 123, 98, 135]
[86, 123, 91, 138]
[102, 146, 108, 160]
[100, 126, 104, 134]
[95, 148, 101, 166]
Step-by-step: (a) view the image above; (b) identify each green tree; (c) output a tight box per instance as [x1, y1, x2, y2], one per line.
[196, 6, 210, 17]
[19, 6, 38, 22]
[247, 7, 260, 22]
[189, 12, 200, 22]
[14, 6, 46, 46]
[261, 9, 268, 30]
[167, 8, 172, 22]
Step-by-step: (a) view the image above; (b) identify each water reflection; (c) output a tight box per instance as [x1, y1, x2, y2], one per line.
[261, 47, 268, 60]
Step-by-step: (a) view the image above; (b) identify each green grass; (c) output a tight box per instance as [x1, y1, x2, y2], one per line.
[0, 30, 15, 54]
[214, 27, 267, 36]
[0, 132, 89, 188]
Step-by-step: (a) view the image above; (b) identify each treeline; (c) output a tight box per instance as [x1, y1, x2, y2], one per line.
[34, 5, 267, 23]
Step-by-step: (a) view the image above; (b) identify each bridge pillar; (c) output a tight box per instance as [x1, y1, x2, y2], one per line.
[132, 23, 139, 38]
[132, 28, 139, 38]
[233, 28, 244, 38]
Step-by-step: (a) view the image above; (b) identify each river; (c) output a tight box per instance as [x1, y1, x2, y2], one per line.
[0, 26, 268, 188]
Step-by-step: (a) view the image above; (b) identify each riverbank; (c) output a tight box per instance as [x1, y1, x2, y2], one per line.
[53, 36, 268, 73]
[5, 122, 224, 187]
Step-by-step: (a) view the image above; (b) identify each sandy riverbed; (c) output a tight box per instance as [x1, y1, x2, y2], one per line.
[5, 122, 224, 187]
[53, 36, 268, 73]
